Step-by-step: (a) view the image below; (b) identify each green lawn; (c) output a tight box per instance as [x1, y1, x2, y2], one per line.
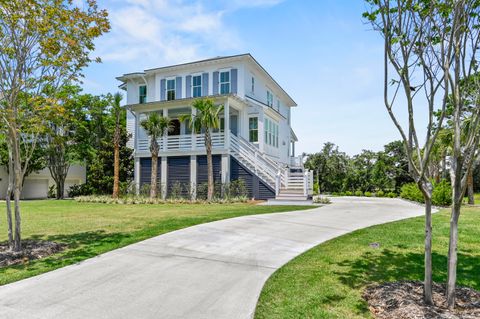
[0, 200, 312, 286]
[255, 206, 480, 319]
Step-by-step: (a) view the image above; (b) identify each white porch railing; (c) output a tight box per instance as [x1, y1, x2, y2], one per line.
[289, 155, 304, 168]
[137, 132, 225, 152]
[137, 131, 315, 196]
[230, 134, 286, 190]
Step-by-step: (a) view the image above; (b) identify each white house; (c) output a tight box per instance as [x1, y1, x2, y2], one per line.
[117, 54, 312, 200]
[0, 164, 86, 199]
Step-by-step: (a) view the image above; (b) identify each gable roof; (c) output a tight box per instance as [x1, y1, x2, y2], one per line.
[116, 53, 297, 107]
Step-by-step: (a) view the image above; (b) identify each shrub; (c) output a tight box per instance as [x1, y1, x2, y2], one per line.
[48, 185, 56, 198]
[376, 190, 385, 197]
[224, 179, 248, 198]
[400, 183, 424, 203]
[313, 183, 319, 195]
[364, 191, 372, 197]
[68, 184, 94, 197]
[314, 196, 331, 204]
[386, 192, 397, 198]
[400, 181, 452, 206]
[432, 179, 452, 206]
[354, 190, 363, 197]
[74, 194, 248, 205]
[345, 191, 353, 196]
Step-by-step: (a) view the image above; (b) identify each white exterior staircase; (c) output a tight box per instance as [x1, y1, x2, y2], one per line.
[230, 134, 313, 200]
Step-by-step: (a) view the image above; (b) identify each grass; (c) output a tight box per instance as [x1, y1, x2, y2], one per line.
[0, 200, 312, 286]
[255, 206, 480, 319]
[463, 193, 480, 204]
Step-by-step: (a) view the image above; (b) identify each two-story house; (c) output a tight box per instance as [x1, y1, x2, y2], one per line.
[117, 54, 312, 200]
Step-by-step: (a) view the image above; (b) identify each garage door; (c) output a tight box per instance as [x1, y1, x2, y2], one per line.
[22, 179, 49, 199]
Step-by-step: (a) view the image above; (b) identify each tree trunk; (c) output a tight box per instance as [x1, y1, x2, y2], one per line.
[205, 129, 214, 201]
[112, 142, 120, 198]
[5, 150, 14, 249]
[447, 183, 463, 309]
[467, 169, 474, 205]
[150, 152, 158, 199]
[55, 178, 65, 200]
[13, 171, 22, 252]
[419, 180, 434, 306]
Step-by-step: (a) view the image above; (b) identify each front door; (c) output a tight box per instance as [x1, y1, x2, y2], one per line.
[170, 119, 180, 136]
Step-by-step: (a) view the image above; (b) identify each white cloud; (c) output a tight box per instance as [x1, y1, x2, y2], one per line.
[94, 0, 262, 69]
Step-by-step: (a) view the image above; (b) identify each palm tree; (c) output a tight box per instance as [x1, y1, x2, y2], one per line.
[112, 92, 122, 199]
[140, 113, 173, 199]
[181, 98, 223, 200]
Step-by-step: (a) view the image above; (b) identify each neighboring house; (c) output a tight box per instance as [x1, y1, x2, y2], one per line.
[117, 54, 313, 200]
[0, 165, 86, 199]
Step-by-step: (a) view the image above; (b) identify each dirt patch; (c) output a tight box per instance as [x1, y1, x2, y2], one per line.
[363, 281, 480, 319]
[0, 240, 66, 267]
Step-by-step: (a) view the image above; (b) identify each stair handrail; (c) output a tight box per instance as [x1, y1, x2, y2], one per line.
[230, 134, 286, 187]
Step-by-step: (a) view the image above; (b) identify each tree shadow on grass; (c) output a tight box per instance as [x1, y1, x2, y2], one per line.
[332, 248, 480, 316]
[335, 248, 480, 292]
[0, 230, 133, 281]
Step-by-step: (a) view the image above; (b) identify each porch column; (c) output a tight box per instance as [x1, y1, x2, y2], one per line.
[224, 100, 230, 150]
[292, 141, 295, 157]
[190, 155, 197, 200]
[161, 156, 167, 199]
[134, 157, 140, 195]
[163, 108, 168, 152]
[191, 106, 197, 150]
[221, 153, 230, 185]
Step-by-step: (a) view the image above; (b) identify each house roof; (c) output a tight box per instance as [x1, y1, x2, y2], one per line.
[116, 53, 297, 107]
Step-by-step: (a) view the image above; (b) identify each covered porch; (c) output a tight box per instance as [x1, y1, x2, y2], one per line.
[132, 95, 247, 156]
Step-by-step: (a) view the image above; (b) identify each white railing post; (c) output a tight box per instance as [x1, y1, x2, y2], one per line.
[309, 170, 314, 195]
[284, 167, 289, 188]
[275, 170, 281, 196]
[224, 100, 230, 151]
[303, 171, 308, 197]
[254, 152, 258, 173]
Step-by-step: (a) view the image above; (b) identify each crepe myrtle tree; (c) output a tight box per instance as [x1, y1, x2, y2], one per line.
[364, 0, 455, 305]
[0, 0, 109, 251]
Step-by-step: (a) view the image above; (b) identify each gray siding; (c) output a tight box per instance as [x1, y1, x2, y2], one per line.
[140, 157, 160, 186]
[167, 156, 190, 197]
[230, 156, 275, 200]
[196, 155, 221, 186]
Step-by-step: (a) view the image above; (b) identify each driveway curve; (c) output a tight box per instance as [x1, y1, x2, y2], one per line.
[0, 197, 425, 319]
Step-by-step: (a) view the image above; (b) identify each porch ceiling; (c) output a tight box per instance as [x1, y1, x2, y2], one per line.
[127, 94, 247, 113]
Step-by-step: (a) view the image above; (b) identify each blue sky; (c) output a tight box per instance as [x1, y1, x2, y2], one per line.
[81, 0, 404, 155]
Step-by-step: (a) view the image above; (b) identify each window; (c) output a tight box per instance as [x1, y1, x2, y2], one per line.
[249, 117, 258, 142]
[220, 71, 230, 94]
[192, 75, 202, 98]
[264, 118, 279, 148]
[251, 77, 255, 93]
[166, 79, 175, 101]
[276, 99, 280, 111]
[139, 85, 147, 104]
[267, 90, 273, 107]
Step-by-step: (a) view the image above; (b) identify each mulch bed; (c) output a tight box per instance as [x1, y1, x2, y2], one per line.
[0, 240, 65, 267]
[363, 281, 480, 319]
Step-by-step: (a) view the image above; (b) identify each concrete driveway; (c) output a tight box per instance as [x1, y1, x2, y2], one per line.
[0, 197, 425, 319]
